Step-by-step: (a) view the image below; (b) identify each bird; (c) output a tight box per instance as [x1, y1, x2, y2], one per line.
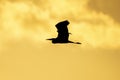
[47, 20, 81, 44]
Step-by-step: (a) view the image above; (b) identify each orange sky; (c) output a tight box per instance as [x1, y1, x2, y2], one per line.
[0, 0, 120, 80]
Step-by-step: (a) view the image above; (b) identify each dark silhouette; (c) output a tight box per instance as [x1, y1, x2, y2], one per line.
[47, 20, 81, 44]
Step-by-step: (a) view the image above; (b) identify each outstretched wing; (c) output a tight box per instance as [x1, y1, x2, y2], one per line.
[55, 20, 70, 42]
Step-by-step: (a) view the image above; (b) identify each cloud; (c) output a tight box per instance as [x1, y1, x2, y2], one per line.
[0, 0, 120, 50]
[87, 0, 120, 23]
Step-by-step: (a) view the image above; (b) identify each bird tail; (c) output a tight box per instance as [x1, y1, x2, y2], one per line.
[68, 41, 81, 44]
[46, 38, 56, 40]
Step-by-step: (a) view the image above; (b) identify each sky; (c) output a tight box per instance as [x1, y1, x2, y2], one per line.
[0, 0, 120, 80]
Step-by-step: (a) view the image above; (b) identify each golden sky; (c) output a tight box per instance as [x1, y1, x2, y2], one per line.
[0, 0, 120, 80]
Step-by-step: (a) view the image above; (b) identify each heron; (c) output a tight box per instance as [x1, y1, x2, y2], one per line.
[47, 20, 81, 44]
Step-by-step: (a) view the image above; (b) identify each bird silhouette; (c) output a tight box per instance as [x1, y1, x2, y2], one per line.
[47, 20, 81, 44]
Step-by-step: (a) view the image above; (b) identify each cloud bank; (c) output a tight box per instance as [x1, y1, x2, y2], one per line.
[0, 0, 120, 50]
